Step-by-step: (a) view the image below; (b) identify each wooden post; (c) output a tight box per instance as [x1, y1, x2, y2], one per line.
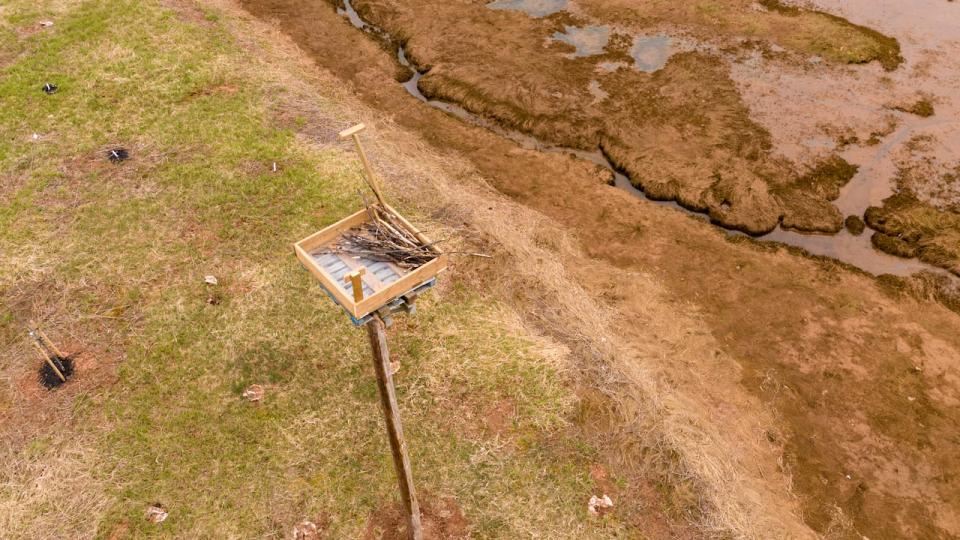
[338, 123, 388, 208]
[365, 314, 423, 540]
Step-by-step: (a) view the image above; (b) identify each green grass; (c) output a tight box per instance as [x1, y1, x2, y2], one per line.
[0, 1, 627, 537]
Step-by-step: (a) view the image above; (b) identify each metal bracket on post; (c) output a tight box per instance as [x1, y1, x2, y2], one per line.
[375, 291, 421, 328]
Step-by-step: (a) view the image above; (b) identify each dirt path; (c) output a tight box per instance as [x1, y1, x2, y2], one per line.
[237, 1, 960, 537]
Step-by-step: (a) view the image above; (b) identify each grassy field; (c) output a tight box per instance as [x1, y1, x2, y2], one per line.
[0, 1, 630, 537]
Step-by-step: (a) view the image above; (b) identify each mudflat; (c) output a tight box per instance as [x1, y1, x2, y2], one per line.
[344, 0, 900, 236]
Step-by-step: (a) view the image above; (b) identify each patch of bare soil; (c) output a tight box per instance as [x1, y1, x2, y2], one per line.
[480, 398, 515, 439]
[167, 0, 217, 25]
[15, 23, 49, 37]
[0, 278, 126, 449]
[105, 520, 131, 540]
[4, 340, 117, 447]
[37, 144, 169, 211]
[364, 497, 468, 540]
[236, 1, 960, 538]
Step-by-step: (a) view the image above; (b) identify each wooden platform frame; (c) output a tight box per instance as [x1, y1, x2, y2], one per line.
[294, 204, 448, 320]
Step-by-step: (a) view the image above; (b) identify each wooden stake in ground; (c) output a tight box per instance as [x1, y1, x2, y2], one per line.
[30, 338, 66, 383]
[32, 320, 66, 358]
[27, 323, 66, 383]
[365, 314, 423, 540]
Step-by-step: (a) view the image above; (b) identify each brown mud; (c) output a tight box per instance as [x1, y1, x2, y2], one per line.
[732, 0, 960, 281]
[237, 0, 960, 538]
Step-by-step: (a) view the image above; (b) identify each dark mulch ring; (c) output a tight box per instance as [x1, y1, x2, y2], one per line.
[107, 148, 130, 163]
[38, 354, 76, 389]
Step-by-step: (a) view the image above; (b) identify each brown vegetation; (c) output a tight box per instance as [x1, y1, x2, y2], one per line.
[341, 0, 894, 235]
[866, 191, 960, 275]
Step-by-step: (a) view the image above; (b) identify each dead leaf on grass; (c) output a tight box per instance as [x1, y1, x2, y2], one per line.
[242, 384, 265, 402]
[145, 503, 168, 523]
[292, 520, 319, 539]
[587, 494, 614, 517]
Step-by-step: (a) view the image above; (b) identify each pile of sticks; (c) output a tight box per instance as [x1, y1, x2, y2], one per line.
[334, 203, 436, 269]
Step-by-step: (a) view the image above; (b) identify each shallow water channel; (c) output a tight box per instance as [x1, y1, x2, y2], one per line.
[338, 0, 949, 278]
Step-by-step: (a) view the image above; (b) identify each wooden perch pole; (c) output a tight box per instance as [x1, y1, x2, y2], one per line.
[365, 314, 423, 540]
[345, 267, 367, 303]
[339, 123, 388, 208]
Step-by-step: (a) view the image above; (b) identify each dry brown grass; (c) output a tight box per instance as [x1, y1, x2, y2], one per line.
[0, 432, 110, 538]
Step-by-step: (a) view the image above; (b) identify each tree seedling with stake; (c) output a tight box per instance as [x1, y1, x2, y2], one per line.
[28, 320, 74, 389]
[107, 148, 130, 163]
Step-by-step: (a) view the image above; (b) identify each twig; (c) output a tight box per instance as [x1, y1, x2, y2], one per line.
[447, 252, 493, 259]
[328, 194, 444, 268]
